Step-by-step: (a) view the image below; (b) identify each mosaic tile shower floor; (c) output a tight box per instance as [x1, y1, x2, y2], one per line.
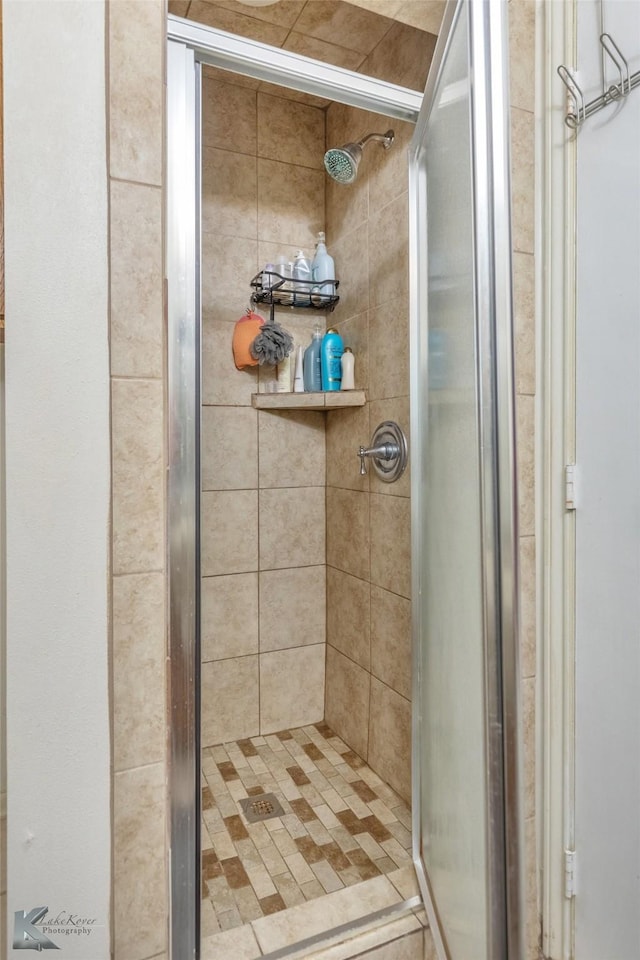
[201, 722, 413, 936]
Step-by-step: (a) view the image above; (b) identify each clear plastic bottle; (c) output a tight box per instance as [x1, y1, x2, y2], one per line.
[275, 254, 293, 304]
[303, 325, 323, 392]
[311, 230, 336, 296]
[292, 250, 312, 306]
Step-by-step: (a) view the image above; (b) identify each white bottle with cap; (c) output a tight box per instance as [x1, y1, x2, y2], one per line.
[340, 347, 355, 390]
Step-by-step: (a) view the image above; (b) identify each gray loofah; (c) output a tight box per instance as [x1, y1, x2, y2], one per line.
[250, 321, 294, 365]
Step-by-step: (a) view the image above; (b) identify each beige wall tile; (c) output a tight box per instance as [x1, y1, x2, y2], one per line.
[326, 487, 370, 581]
[260, 565, 326, 651]
[259, 487, 325, 570]
[260, 645, 326, 733]
[293, 1, 393, 55]
[202, 406, 258, 490]
[330, 228, 370, 323]
[110, 181, 163, 379]
[370, 494, 411, 598]
[202, 572, 259, 661]
[522, 675, 535, 820]
[326, 403, 370, 492]
[368, 193, 409, 308]
[333, 310, 369, 393]
[367, 119, 413, 216]
[396, 1, 445, 35]
[513, 251, 535, 396]
[511, 108, 535, 255]
[257, 158, 325, 248]
[203, 63, 260, 91]
[519, 536, 536, 679]
[113, 573, 166, 772]
[109, 0, 163, 185]
[114, 763, 167, 959]
[201, 489, 259, 575]
[368, 398, 411, 499]
[214, 0, 306, 29]
[202, 76, 257, 155]
[190, 0, 289, 43]
[325, 646, 371, 760]
[325, 161, 369, 246]
[516, 394, 535, 537]
[258, 410, 325, 488]
[509, 0, 536, 113]
[258, 94, 326, 170]
[112, 379, 164, 575]
[259, 79, 330, 111]
[202, 655, 259, 744]
[326, 565, 371, 669]
[283, 31, 365, 71]
[368, 677, 411, 802]
[202, 148, 258, 239]
[360, 20, 436, 91]
[369, 298, 409, 400]
[202, 318, 259, 407]
[371, 585, 411, 700]
[201, 233, 258, 323]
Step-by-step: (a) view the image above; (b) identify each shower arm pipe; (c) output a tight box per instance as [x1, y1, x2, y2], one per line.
[357, 131, 394, 148]
[168, 15, 424, 123]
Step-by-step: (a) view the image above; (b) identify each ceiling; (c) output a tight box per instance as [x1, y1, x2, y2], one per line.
[168, 0, 443, 94]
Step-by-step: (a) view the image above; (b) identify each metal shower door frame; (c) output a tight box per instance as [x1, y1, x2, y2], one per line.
[408, 1, 524, 958]
[166, 18, 423, 960]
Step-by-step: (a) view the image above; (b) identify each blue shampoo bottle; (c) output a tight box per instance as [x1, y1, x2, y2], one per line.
[321, 328, 344, 391]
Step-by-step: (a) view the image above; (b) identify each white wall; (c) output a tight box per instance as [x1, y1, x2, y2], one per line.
[574, 1, 640, 957]
[3, 1, 111, 956]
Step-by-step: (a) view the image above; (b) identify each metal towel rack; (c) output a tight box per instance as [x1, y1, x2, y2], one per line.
[558, 32, 640, 130]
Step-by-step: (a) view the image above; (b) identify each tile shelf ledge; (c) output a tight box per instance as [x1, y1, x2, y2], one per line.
[252, 390, 366, 411]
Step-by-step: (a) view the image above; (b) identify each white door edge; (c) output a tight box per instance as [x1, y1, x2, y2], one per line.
[539, 1, 578, 958]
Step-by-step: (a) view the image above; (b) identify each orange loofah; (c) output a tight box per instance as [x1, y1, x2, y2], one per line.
[232, 310, 264, 370]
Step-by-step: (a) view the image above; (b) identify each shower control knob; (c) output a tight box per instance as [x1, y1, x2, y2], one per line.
[357, 421, 408, 483]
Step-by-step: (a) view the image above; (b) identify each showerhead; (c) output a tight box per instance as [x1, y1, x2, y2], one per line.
[323, 130, 395, 184]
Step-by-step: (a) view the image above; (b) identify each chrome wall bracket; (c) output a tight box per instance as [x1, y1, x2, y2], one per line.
[358, 420, 408, 482]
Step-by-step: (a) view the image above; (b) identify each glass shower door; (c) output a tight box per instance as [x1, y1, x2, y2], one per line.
[409, 3, 523, 959]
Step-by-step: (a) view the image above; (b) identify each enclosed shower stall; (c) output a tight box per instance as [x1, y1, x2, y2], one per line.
[167, 2, 523, 959]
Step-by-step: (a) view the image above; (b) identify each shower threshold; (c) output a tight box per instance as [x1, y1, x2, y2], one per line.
[201, 723, 415, 955]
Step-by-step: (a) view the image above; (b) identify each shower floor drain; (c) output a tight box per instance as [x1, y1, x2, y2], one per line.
[239, 793, 285, 823]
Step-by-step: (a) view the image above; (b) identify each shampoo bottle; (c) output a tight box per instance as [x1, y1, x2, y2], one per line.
[303, 326, 323, 392]
[340, 347, 355, 390]
[311, 231, 336, 304]
[321, 328, 344, 392]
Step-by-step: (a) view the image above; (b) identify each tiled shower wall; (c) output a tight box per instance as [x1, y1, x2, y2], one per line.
[323, 108, 415, 806]
[105, 3, 539, 958]
[322, 36, 436, 807]
[200, 73, 330, 745]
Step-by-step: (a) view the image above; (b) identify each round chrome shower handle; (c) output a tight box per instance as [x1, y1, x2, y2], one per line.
[357, 421, 408, 483]
[358, 442, 399, 475]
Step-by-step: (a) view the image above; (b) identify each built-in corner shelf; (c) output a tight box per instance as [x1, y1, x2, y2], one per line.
[252, 390, 366, 412]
